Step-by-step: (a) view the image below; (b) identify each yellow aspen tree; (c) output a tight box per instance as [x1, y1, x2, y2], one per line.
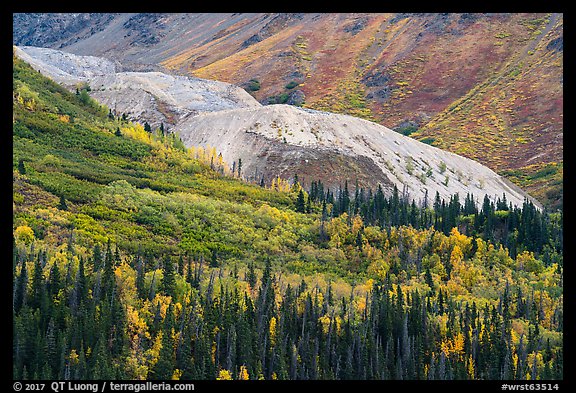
[449, 245, 464, 278]
[67, 349, 79, 366]
[197, 146, 205, 162]
[441, 332, 465, 358]
[269, 317, 278, 347]
[210, 146, 217, 163]
[217, 153, 225, 172]
[474, 238, 488, 264]
[453, 332, 465, 358]
[351, 215, 364, 237]
[450, 245, 463, 265]
[115, 262, 137, 305]
[467, 354, 475, 379]
[238, 365, 250, 380]
[274, 176, 291, 192]
[318, 315, 331, 334]
[448, 227, 472, 255]
[217, 369, 233, 380]
[146, 332, 163, 370]
[189, 146, 197, 160]
[14, 225, 35, 245]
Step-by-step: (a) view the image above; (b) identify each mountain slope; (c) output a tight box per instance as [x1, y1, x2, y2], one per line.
[15, 45, 260, 129]
[178, 104, 536, 208]
[13, 12, 561, 209]
[15, 46, 539, 209]
[11, 51, 564, 382]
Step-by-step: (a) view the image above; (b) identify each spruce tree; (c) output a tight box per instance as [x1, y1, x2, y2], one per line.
[18, 159, 26, 175]
[102, 240, 115, 298]
[14, 260, 28, 312]
[58, 195, 68, 211]
[135, 253, 146, 300]
[341, 180, 350, 215]
[425, 266, 435, 294]
[162, 255, 177, 299]
[47, 261, 61, 299]
[92, 243, 103, 272]
[30, 255, 45, 310]
[296, 189, 306, 213]
[210, 249, 219, 268]
[246, 262, 257, 290]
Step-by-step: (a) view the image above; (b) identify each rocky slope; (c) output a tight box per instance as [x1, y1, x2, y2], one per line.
[15, 46, 260, 129]
[13, 13, 117, 49]
[14, 45, 539, 209]
[13, 12, 561, 209]
[178, 104, 536, 208]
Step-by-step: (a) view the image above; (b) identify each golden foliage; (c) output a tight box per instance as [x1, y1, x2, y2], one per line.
[516, 250, 543, 274]
[366, 251, 389, 280]
[126, 305, 150, 340]
[217, 369, 233, 380]
[450, 245, 464, 267]
[467, 354, 475, 379]
[146, 332, 163, 370]
[14, 225, 35, 245]
[115, 262, 137, 306]
[351, 215, 364, 236]
[172, 369, 183, 380]
[269, 316, 278, 347]
[318, 314, 331, 335]
[441, 332, 465, 358]
[326, 213, 349, 248]
[270, 175, 292, 192]
[238, 365, 250, 380]
[121, 123, 152, 145]
[151, 293, 172, 320]
[67, 349, 79, 366]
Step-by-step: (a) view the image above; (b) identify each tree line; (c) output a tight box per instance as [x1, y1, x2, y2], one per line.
[299, 179, 562, 263]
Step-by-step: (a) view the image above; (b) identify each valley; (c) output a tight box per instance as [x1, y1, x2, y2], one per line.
[11, 13, 563, 383]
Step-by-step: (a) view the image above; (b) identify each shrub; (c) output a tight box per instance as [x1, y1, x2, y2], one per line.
[246, 79, 261, 92]
[405, 157, 414, 175]
[267, 93, 290, 105]
[397, 125, 418, 136]
[14, 225, 35, 245]
[285, 81, 299, 89]
[420, 137, 436, 145]
[439, 161, 447, 174]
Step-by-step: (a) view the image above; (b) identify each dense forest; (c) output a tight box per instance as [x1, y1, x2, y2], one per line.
[12, 53, 563, 381]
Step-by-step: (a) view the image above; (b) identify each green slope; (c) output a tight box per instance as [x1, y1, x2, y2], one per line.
[13, 53, 311, 261]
